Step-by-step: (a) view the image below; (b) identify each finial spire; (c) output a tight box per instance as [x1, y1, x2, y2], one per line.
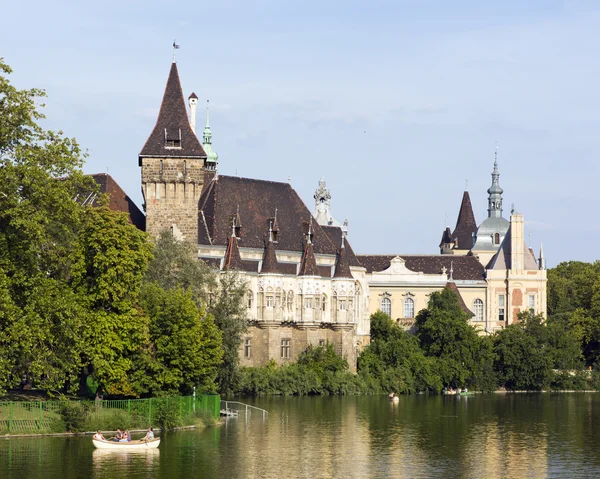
[206, 100, 210, 127]
[449, 261, 454, 281]
[307, 219, 313, 244]
[231, 215, 236, 238]
[487, 149, 504, 219]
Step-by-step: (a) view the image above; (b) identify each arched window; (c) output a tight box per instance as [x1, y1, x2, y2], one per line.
[322, 293, 327, 312]
[473, 299, 484, 321]
[404, 298, 414, 318]
[247, 289, 253, 309]
[381, 297, 391, 317]
[494, 233, 500, 245]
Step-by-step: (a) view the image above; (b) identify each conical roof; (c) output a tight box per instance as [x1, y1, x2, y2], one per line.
[451, 191, 477, 250]
[139, 63, 206, 163]
[223, 233, 244, 270]
[260, 239, 281, 274]
[333, 238, 353, 279]
[298, 241, 319, 277]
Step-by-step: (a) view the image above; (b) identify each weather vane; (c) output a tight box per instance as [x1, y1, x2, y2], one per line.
[172, 39, 180, 62]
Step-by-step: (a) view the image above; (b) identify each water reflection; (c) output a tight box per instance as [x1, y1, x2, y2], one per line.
[92, 448, 160, 477]
[1, 394, 600, 478]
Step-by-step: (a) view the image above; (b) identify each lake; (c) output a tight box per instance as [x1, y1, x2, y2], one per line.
[1, 394, 599, 478]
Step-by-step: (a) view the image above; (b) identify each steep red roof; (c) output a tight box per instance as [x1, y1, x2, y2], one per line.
[89, 173, 145, 231]
[451, 191, 477, 250]
[139, 63, 206, 163]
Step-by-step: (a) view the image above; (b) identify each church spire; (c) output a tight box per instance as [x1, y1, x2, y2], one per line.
[202, 100, 219, 171]
[260, 222, 281, 274]
[487, 152, 504, 219]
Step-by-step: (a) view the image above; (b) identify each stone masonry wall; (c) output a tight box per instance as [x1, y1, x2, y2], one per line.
[141, 156, 212, 245]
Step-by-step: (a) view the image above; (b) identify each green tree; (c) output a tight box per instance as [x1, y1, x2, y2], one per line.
[144, 229, 216, 306]
[209, 271, 248, 395]
[135, 283, 223, 396]
[358, 311, 442, 393]
[0, 59, 95, 393]
[71, 207, 153, 396]
[415, 288, 495, 390]
[494, 312, 553, 390]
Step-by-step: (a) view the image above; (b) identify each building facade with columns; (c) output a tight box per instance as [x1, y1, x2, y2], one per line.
[137, 61, 547, 370]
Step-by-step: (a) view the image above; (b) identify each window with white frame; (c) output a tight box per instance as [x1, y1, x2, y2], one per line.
[281, 339, 291, 359]
[244, 338, 251, 358]
[528, 294, 535, 313]
[381, 297, 391, 316]
[473, 299, 484, 321]
[322, 294, 327, 312]
[339, 299, 347, 311]
[305, 296, 313, 309]
[247, 290, 253, 309]
[404, 298, 414, 318]
[266, 287, 274, 308]
[498, 295, 505, 322]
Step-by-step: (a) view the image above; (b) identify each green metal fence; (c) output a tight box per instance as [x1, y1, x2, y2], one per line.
[0, 394, 220, 434]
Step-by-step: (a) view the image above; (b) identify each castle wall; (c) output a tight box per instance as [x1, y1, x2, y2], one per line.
[141, 156, 213, 244]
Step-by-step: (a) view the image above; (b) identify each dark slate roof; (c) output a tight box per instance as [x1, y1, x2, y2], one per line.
[439, 226, 452, 247]
[223, 234, 244, 270]
[451, 191, 477, 250]
[445, 282, 474, 316]
[198, 175, 340, 255]
[89, 174, 146, 231]
[356, 254, 486, 281]
[299, 242, 319, 276]
[139, 63, 207, 162]
[321, 225, 361, 267]
[260, 240, 281, 274]
[333, 244, 353, 279]
[189, 92, 198, 100]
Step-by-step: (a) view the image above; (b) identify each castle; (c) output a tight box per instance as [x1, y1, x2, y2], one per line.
[131, 60, 547, 369]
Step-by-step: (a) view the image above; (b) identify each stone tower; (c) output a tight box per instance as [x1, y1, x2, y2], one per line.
[139, 62, 211, 244]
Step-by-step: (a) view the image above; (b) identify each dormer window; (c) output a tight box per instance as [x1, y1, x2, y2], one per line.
[164, 128, 182, 149]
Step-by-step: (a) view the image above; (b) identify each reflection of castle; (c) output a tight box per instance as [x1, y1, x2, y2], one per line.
[128, 61, 547, 367]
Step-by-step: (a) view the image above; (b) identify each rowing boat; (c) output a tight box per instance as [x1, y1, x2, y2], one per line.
[92, 438, 160, 450]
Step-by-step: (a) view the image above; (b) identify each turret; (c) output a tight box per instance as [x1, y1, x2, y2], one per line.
[202, 100, 219, 171]
[487, 154, 503, 219]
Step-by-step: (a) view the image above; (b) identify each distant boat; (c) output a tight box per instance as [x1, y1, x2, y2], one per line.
[459, 391, 475, 397]
[92, 438, 160, 450]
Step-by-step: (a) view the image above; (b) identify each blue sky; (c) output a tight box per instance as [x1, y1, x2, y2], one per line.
[2, 0, 599, 266]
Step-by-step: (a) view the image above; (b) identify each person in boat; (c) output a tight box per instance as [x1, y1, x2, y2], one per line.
[93, 430, 105, 441]
[143, 427, 154, 441]
[119, 430, 131, 442]
[113, 429, 124, 442]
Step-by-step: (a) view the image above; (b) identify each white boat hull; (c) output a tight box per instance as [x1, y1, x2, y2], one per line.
[92, 438, 160, 450]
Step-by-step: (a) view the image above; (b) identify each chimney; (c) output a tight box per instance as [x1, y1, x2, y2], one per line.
[510, 213, 525, 273]
[188, 92, 198, 134]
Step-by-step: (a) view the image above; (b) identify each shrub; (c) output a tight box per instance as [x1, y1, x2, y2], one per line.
[59, 402, 87, 432]
[154, 400, 181, 430]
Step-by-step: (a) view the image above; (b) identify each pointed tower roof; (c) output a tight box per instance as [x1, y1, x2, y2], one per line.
[298, 222, 319, 276]
[223, 221, 244, 271]
[451, 191, 477, 250]
[439, 226, 453, 248]
[139, 63, 206, 163]
[333, 235, 353, 279]
[202, 100, 219, 169]
[260, 223, 281, 274]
